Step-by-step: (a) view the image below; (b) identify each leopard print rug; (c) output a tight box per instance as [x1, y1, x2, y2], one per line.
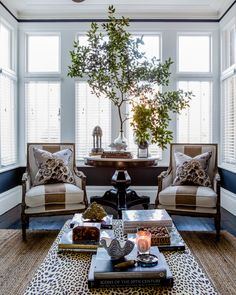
[24, 221, 217, 295]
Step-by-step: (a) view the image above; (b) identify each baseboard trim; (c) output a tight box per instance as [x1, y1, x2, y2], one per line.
[87, 186, 157, 205]
[221, 188, 236, 216]
[0, 186, 21, 215]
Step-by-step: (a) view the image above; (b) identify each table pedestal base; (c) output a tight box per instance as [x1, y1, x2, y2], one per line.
[90, 170, 150, 219]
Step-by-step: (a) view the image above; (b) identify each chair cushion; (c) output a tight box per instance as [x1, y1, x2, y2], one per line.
[159, 185, 217, 208]
[25, 183, 84, 208]
[174, 151, 212, 171]
[25, 203, 86, 214]
[173, 159, 211, 187]
[33, 158, 75, 186]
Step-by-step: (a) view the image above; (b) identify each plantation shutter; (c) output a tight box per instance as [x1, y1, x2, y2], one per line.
[25, 81, 61, 143]
[177, 81, 211, 143]
[222, 75, 236, 165]
[75, 81, 111, 159]
[0, 73, 17, 166]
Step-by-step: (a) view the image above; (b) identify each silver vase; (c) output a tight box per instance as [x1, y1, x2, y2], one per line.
[109, 131, 127, 151]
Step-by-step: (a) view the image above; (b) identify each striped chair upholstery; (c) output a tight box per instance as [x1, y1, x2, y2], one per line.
[155, 143, 221, 239]
[21, 143, 88, 240]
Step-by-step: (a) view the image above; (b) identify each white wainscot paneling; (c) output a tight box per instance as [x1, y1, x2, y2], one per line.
[221, 188, 236, 216]
[87, 186, 157, 205]
[0, 186, 22, 215]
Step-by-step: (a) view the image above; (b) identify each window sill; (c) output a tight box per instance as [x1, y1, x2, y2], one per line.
[219, 163, 236, 174]
[0, 164, 20, 174]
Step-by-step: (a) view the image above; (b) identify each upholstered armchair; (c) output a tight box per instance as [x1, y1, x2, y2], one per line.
[21, 143, 88, 240]
[155, 143, 221, 239]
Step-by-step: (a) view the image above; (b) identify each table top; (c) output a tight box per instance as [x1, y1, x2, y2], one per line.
[84, 156, 159, 168]
[24, 220, 217, 295]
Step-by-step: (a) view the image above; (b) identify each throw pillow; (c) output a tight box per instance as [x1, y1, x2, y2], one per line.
[173, 159, 212, 187]
[173, 151, 212, 187]
[174, 151, 212, 171]
[33, 147, 75, 186]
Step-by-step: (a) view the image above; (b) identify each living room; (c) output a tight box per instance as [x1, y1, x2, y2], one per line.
[0, 0, 236, 294]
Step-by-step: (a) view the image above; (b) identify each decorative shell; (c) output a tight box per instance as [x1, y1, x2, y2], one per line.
[82, 202, 107, 221]
[100, 238, 135, 260]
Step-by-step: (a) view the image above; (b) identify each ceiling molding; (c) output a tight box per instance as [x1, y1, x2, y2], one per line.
[0, 0, 235, 23]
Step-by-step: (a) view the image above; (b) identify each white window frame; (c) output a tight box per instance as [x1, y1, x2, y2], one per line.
[25, 32, 61, 76]
[176, 32, 213, 145]
[0, 18, 17, 170]
[177, 32, 212, 75]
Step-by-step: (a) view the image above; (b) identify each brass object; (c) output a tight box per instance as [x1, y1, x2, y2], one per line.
[114, 260, 136, 270]
[82, 202, 107, 221]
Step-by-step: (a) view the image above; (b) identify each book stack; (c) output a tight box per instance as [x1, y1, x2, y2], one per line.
[88, 246, 173, 288]
[122, 209, 173, 234]
[101, 151, 133, 159]
[70, 213, 113, 229]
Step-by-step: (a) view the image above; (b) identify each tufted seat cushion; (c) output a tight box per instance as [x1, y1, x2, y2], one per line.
[159, 185, 217, 208]
[25, 183, 84, 208]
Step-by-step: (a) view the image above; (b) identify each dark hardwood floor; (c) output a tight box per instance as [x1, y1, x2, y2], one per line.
[1, 204, 236, 237]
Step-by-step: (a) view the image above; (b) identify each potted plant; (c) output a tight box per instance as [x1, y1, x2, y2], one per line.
[131, 91, 191, 154]
[68, 6, 192, 151]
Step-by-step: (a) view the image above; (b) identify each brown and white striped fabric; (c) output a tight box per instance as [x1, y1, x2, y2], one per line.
[171, 144, 217, 183]
[158, 185, 217, 211]
[25, 183, 84, 208]
[25, 203, 86, 214]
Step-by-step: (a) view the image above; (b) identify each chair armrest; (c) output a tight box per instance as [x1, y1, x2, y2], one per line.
[213, 172, 221, 194]
[158, 169, 173, 193]
[74, 167, 86, 190]
[22, 172, 31, 207]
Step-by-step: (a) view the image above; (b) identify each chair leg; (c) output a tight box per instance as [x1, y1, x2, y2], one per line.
[21, 213, 28, 241]
[214, 216, 221, 241]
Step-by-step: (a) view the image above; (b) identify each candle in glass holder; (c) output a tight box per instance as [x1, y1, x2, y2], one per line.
[136, 230, 151, 255]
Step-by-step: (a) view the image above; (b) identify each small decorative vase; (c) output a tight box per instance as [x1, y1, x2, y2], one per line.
[109, 131, 127, 151]
[137, 141, 149, 158]
[100, 238, 135, 260]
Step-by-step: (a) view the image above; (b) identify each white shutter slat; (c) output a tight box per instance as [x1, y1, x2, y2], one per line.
[25, 81, 61, 143]
[222, 75, 236, 165]
[177, 81, 211, 144]
[0, 73, 17, 166]
[75, 82, 111, 159]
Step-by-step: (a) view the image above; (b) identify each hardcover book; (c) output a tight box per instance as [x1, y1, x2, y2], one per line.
[88, 249, 173, 288]
[58, 228, 114, 253]
[122, 209, 173, 232]
[93, 246, 167, 280]
[70, 213, 113, 229]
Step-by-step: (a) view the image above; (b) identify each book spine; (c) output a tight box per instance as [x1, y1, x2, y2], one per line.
[159, 245, 185, 251]
[88, 277, 173, 289]
[94, 269, 166, 280]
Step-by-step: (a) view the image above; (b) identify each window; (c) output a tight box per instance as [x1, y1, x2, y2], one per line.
[0, 21, 17, 168]
[27, 34, 60, 73]
[178, 35, 211, 72]
[222, 75, 236, 165]
[126, 35, 162, 158]
[177, 81, 211, 143]
[75, 82, 111, 159]
[0, 73, 17, 166]
[222, 24, 236, 71]
[0, 22, 11, 70]
[25, 81, 61, 143]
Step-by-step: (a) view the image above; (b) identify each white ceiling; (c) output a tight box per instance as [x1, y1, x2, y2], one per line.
[1, 0, 235, 20]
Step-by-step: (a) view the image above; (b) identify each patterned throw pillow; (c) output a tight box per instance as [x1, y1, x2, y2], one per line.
[173, 151, 212, 187]
[33, 148, 75, 186]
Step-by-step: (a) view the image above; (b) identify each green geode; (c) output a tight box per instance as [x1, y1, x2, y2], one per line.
[82, 202, 107, 221]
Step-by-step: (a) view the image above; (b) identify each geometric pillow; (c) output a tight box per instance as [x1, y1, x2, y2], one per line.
[173, 159, 212, 187]
[33, 158, 75, 186]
